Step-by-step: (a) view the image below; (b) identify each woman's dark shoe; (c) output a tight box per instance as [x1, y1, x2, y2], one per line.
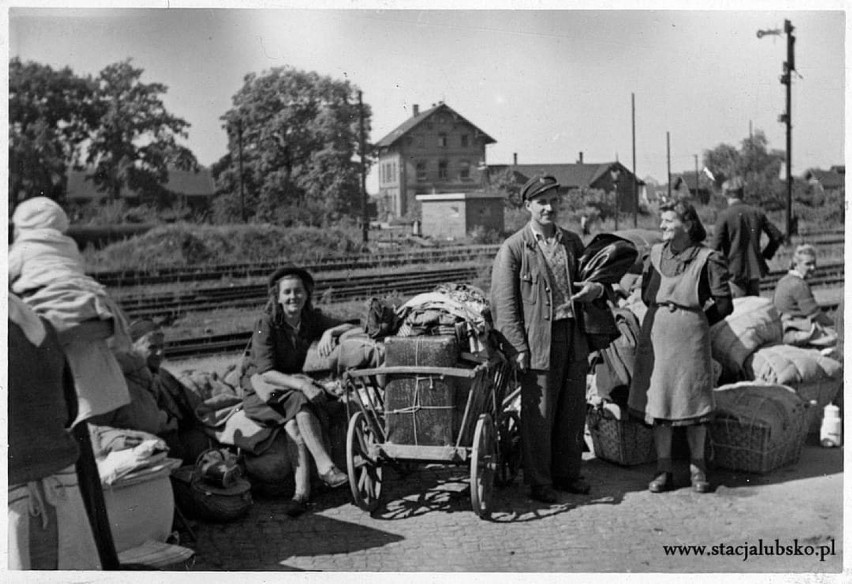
[319, 466, 348, 489]
[284, 497, 310, 518]
[690, 471, 711, 493]
[553, 477, 591, 495]
[648, 472, 674, 493]
[530, 485, 558, 504]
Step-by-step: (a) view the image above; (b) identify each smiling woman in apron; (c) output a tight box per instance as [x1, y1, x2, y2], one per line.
[628, 200, 732, 494]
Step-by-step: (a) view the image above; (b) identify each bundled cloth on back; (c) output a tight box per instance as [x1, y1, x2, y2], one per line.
[746, 343, 842, 430]
[576, 233, 639, 351]
[710, 296, 783, 381]
[396, 283, 493, 354]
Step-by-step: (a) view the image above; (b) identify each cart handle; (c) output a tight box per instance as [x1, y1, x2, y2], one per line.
[343, 365, 480, 380]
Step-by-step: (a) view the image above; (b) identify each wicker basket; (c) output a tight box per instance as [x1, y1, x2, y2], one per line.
[171, 465, 252, 522]
[708, 386, 809, 474]
[587, 406, 656, 466]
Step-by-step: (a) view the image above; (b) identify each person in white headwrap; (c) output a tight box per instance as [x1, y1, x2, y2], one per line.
[10, 196, 130, 424]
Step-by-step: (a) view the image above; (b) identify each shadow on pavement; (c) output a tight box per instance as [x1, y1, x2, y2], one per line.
[187, 491, 404, 571]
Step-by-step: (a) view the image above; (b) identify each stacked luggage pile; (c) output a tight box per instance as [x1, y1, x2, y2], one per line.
[588, 286, 842, 475]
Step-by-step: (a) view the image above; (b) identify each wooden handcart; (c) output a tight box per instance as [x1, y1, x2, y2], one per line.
[341, 353, 519, 519]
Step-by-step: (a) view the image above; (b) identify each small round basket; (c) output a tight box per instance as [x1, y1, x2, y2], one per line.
[171, 465, 252, 522]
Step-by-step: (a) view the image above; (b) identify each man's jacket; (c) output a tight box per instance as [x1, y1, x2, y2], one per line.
[490, 224, 588, 370]
[711, 200, 784, 285]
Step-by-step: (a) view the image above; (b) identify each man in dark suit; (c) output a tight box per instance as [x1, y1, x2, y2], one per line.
[490, 175, 604, 504]
[710, 177, 784, 297]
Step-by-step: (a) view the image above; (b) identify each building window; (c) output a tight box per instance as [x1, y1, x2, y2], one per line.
[459, 161, 471, 181]
[416, 161, 427, 182]
[438, 160, 448, 180]
[438, 133, 448, 148]
[460, 134, 469, 147]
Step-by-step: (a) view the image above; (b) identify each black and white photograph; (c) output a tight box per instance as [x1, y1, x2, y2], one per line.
[4, 1, 847, 579]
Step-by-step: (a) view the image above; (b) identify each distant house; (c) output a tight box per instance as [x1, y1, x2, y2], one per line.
[374, 102, 496, 219]
[488, 158, 646, 213]
[65, 168, 216, 209]
[804, 166, 845, 192]
[416, 191, 505, 240]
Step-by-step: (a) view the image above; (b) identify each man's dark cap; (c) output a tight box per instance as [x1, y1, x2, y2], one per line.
[521, 174, 561, 202]
[268, 265, 315, 292]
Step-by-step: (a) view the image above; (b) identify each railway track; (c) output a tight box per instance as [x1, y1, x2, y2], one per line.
[91, 245, 501, 288]
[119, 260, 843, 321]
[122, 265, 484, 321]
[165, 297, 843, 360]
[89, 227, 845, 288]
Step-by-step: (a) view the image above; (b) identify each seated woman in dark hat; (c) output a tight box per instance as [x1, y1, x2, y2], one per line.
[241, 266, 356, 515]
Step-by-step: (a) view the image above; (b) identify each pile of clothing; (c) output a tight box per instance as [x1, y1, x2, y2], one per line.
[378, 283, 495, 357]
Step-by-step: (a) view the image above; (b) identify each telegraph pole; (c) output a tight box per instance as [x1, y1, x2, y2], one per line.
[757, 19, 796, 241]
[666, 131, 671, 200]
[694, 154, 699, 200]
[358, 91, 369, 244]
[782, 19, 795, 241]
[236, 118, 246, 223]
[632, 92, 638, 227]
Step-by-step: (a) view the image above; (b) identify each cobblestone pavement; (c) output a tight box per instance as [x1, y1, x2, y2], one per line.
[180, 441, 843, 574]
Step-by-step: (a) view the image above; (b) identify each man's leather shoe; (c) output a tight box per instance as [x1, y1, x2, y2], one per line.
[319, 466, 348, 489]
[530, 485, 558, 504]
[553, 477, 591, 495]
[648, 472, 674, 493]
[691, 471, 711, 493]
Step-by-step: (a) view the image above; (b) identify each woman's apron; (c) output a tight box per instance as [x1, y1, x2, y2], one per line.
[629, 244, 715, 424]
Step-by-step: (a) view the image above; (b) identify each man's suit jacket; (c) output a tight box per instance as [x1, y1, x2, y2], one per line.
[710, 200, 784, 285]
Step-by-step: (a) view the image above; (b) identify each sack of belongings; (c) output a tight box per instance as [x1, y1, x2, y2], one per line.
[745, 343, 842, 432]
[708, 382, 809, 474]
[710, 297, 783, 381]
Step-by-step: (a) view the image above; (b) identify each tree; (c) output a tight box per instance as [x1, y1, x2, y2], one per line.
[213, 67, 371, 224]
[703, 130, 785, 209]
[485, 168, 523, 208]
[9, 58, 98, 207]
[86, 60, 197, 202]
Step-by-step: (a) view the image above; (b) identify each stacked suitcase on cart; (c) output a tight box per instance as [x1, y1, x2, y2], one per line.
[382, 335, 471, 447]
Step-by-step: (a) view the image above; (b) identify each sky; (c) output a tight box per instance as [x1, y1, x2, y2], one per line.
[6, 3, 847, 193]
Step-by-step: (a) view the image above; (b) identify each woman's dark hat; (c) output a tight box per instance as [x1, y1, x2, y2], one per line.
[521, 174, 560, 202]
[268, 265, 315, 292]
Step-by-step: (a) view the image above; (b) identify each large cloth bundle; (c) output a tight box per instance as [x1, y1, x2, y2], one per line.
[710, 297, 783, 380]
[709, 382, 808, 474]
[746, 344, 842, 431]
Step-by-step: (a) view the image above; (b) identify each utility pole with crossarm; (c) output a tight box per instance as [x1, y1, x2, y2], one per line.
[758, 19, 796, 241]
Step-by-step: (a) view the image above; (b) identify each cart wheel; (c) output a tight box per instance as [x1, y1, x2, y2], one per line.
[470, 413, 497, 519]
[495, 410, 521, 487]
[346, 411, 383, 512]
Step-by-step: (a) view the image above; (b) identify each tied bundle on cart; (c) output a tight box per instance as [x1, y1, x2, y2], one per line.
[342, 283, 521, 518]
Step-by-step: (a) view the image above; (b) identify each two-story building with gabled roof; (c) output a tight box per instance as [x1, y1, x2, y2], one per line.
[374, 102, 496, 219]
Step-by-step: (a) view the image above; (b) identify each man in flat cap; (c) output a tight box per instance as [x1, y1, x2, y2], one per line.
[490, 174, 605, 503]
[710, 177, 784, 297]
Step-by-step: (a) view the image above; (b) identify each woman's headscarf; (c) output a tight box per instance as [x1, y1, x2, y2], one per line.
[12, 197, 70, 235]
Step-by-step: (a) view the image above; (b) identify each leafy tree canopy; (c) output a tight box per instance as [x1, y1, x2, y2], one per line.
[9, 58, 99, 205]
[86, 59, 197, 201]
[703, 130, 785, 209]
[213, 66, 371, 225]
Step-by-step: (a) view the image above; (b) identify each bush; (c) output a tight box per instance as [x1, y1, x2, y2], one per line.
[84, 222, 370, 271]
